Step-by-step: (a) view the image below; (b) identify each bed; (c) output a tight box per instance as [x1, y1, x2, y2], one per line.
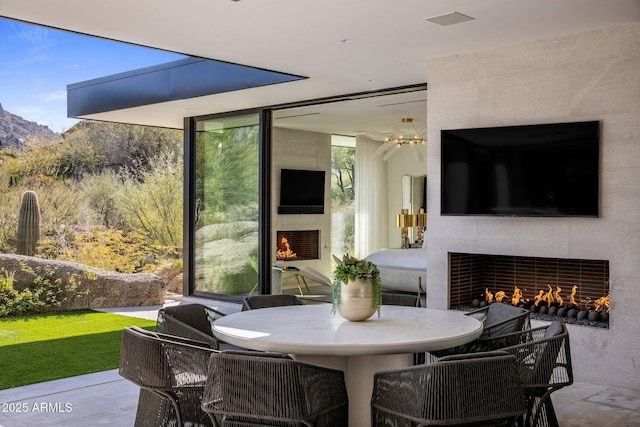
[365, 247, 427, 295]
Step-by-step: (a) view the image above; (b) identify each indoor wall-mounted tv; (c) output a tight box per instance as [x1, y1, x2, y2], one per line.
[441, 121, 599, 217]
[278, 168, 325, 214]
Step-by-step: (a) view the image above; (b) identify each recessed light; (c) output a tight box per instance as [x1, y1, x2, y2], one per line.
[340, 39, 352, 44]
[424, 11, 474, 26]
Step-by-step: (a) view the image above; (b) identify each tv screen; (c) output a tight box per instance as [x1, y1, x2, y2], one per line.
[441, 121, 599, 217]
[278, 168, 325, 214]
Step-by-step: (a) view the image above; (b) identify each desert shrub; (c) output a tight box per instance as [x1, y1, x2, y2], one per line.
[81, 171, 124, 228]
[0, 265, 87, 317]
[3, 135, 106, 184]
[0, 187, 21, 252]
[0, 183, 79, 254]
[117, 150, 183, 248]
[36, 181, 84, 232]
[0, 269, 42, 316]
[9, 181, 85, 255]
[53, 227, 158, 273]
[62, 121, 181, 173]
[0, 122, 184, 273]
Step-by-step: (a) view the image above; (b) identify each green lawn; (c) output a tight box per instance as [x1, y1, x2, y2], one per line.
[0, 310, 156, 390]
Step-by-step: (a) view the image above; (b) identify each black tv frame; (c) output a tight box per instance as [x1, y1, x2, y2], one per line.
[440, 120, 600, 217]
[278, 168, 325, 215]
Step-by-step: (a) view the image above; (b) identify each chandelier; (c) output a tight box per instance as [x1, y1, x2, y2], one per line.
[368, 118, 427, 162]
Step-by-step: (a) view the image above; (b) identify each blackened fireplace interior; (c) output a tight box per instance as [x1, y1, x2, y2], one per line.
[276, 230, 320, 261]
[449, 253, 610, 327]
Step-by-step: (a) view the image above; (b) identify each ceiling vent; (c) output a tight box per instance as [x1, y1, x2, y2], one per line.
[424, 11, 475, 26]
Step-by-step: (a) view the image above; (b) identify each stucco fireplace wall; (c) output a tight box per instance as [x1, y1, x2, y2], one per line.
[271, 127, 332, 278]
[425, 23, 640, 389]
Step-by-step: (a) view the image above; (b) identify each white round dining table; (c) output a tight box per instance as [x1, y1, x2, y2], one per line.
[212, 303, 483, 427]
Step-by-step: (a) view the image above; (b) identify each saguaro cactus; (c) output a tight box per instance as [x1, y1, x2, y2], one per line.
[16, 190, 41, 256]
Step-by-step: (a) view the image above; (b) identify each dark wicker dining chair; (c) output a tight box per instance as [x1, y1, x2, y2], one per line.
[156, 303, 227, 349]
[371, 350, 526, 426]
[469, 302, 532, 340]
[381, 293, 423, 363]
[202, 350, 349, 426]
[426, 303, 531, 362]
[241, 293, 305, 311]
[119, 326, 216, 427]
[479, 321, 573, 427]
[381, 292, 421, 307]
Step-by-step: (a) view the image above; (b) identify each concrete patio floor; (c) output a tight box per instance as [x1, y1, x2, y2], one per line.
[0, 296, 638, 427]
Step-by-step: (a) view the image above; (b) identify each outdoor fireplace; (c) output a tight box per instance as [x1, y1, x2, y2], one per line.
[449, 253, 610, 328]
[276, 230, 320, 261]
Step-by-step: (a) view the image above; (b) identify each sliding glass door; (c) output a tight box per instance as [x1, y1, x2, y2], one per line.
[192, 113, 261, 296]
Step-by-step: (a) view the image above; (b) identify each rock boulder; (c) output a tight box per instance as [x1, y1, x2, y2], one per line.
[0, 254, 165, 310]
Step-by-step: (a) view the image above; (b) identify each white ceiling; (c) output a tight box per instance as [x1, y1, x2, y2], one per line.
[1, 0, 639, 135]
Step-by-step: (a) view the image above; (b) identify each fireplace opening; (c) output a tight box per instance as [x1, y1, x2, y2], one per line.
[276, 230, 320, 261]
[449, 253, 610, 328]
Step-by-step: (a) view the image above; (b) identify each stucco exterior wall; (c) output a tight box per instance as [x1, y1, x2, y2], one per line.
[425, 23, 640, 389]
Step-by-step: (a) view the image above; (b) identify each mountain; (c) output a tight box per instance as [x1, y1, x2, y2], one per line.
[0, 102, 58, 150]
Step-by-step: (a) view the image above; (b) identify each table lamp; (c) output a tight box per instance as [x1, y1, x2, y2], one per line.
[396, 209, 415, 249]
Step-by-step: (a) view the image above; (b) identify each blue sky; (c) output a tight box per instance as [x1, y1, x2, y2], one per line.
[0, 18, 186, 133]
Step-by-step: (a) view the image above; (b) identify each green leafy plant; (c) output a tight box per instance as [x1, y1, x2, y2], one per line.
[0, 268, 43, 316]
[0, 265, 88, 317]
[331, 254, 382, 316]
[0, 264, 91, 317]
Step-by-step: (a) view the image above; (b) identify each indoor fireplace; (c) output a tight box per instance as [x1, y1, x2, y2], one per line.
[449, 253, 610, 328]
[276, 230, 320, 261]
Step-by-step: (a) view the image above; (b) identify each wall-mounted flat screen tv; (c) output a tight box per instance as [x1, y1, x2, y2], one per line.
[278, 168, 325, 214]
[441, 121, 599, 217]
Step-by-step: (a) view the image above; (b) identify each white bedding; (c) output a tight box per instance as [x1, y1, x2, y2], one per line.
[365, 248, 427, 293]
[365, 248, 427, 269]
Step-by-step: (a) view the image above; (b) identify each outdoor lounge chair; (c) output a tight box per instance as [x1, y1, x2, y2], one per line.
[371, 350, 526, 426]
[241, 293, 305, 311]
[119, 326, 216, 427]
[156, 303, 229, 350]
[201, 350, 348, 426]
[478, 321, 573, 427]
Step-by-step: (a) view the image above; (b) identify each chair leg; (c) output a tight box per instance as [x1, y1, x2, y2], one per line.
[134, 389, 174, 427]
[526, 394, 559, 427]
[294, 275, 304, 295]
[534, 396, 559, 427]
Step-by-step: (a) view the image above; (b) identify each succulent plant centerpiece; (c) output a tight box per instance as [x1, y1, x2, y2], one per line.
[332, 254, 382, 321]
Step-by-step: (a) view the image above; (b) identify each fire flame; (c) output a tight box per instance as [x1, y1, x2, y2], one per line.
[485, 288, 494, 303]
[569, 285, 578, 305]
[511, 287, 523, 306]
[533, 290, 545, 306]
[482, 283, 609, 316]
[594, 294, 610, 312]
[554, 286, 563, 306]
[276, 236, 297, 261]
[542, 284, 561, 305]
